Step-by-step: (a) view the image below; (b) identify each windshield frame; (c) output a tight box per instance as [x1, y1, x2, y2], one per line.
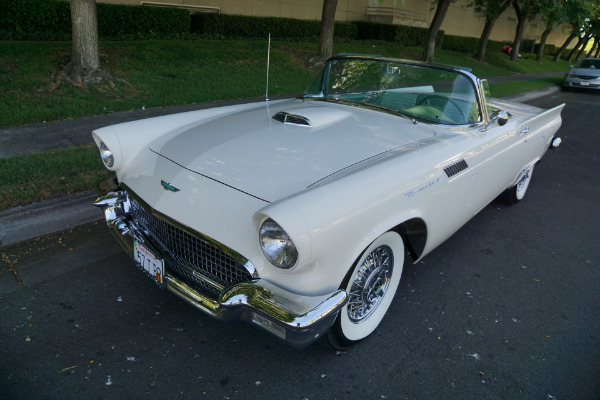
[300, 55, 485, 127]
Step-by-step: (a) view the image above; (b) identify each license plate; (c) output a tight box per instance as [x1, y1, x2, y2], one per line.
[580, 81, 590, 86]
[133, 240, 165, 287]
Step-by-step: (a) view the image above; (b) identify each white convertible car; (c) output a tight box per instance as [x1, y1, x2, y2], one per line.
[93, 55, 564, 349]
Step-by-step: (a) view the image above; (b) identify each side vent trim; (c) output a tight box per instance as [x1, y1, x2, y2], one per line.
[273, 111, 312, 127]
[444, 159, 469, 177]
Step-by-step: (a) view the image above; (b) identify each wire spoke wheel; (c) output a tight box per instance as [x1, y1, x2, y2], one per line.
[323, 231, 404, 350]
[347, 245, 393, 322]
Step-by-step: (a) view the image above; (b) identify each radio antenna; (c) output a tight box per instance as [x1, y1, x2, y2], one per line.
[265, 33, 271, 102]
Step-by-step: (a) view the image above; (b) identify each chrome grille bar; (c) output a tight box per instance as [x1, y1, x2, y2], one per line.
[128, 197, 254, 298]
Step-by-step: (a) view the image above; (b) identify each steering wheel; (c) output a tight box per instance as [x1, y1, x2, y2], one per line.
[416, 95, 466, 122]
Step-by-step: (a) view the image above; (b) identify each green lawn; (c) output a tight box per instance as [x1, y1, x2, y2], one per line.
[0, 39, 571, 129]
[0, 38, 571, 211]
[0, 144, 114, 211]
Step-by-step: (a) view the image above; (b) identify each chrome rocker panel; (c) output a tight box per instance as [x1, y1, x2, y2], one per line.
[94, 190, 347, 349]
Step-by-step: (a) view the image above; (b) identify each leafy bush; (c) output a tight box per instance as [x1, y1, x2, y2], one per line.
[190, 13, 357, 40]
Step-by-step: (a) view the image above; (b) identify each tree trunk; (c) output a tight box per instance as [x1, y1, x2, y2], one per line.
[575, 35, 591, 62]
[422, 0, 452, 63]
[536, 25, 552, 63]
[586, 37, 598, 58]
[510, 1, 529, 63]
[566, 34, 586, 63]
[68, 0, 101, 84]
[475, 1, 511, 63]
[476, 18, 496, 63]
[316, 0, 338, 63]
[554, 30, 577, 62]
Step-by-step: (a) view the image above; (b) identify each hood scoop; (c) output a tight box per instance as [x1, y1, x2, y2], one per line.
[271, 106, 353, 129]
[273, 111, 311, 127]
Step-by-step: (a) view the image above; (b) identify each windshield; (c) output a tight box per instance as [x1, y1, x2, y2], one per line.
[303, 57, 481, 125]
[576, 59, 600, 69]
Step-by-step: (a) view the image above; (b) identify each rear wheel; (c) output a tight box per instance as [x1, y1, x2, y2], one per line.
[497, 165, 534, 206]
[324, 231, 404, 350]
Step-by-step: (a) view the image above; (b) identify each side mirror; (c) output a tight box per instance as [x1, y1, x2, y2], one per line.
[481, 110, 510, 132]
[497, 110, 509, 126]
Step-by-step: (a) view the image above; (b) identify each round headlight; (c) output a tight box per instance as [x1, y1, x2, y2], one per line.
[99, 141, 114, 168]
[259, 219, 298, 269]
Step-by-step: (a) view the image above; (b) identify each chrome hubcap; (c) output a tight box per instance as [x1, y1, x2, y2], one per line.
[347, 245, 394, 322]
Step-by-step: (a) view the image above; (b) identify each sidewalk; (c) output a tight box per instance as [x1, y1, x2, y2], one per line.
[0, 72, 565, 247]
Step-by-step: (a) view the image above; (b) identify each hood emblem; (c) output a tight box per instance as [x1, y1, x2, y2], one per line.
[161, 180, 180, 192]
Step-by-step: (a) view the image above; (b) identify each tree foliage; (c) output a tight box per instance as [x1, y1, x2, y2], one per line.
[554, 0, 598, 61]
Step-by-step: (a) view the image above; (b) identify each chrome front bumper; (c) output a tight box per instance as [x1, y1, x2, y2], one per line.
[94, 190, 347, 349]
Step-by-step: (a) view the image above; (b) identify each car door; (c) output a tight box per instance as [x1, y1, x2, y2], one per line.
[474, 103, 565, 209]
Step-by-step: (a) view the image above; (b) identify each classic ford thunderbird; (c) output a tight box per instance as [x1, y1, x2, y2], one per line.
[93, 55, 564, 349]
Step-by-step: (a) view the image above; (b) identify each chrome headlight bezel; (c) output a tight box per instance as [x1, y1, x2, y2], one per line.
[99, 141, 115, 168]
[259, 219, 298, 269]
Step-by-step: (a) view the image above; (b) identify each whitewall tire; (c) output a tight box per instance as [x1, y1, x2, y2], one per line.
[324, 231, 405, 349]
[497, 164, 534, 206]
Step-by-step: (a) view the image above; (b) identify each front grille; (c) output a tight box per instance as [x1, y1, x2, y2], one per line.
[128, 197, 253, 299]
[575, 75, 598, 80]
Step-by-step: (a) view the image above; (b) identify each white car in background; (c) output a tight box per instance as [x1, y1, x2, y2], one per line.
[93, 54, 564, 349]
[562, 58, 600, 90]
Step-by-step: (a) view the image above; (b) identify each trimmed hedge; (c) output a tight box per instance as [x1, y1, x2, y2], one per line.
[0, 0, 189, 40]
[1, 0, 512, 56]
[97, 3, 189, 38]
[533, 43, 556, 55]
[190, 13, 357, 40]
[0, 0, 71, 40]
[440, 34, 479, 53]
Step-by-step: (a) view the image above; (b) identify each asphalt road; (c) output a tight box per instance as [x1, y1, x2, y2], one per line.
[1, 90, 599, 400]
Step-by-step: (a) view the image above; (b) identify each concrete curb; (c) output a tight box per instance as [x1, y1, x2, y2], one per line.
[0, 87, 563, 247]
[0, 191, 102, 247]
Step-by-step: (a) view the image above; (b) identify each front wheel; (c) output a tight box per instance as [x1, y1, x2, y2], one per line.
[323, 231, 405, 350]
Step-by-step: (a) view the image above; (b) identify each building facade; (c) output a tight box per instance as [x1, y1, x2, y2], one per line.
[98, 0, 571, 48]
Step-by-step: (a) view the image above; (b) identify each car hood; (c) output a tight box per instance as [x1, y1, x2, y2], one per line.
[568, 67, 600, 78]
[150, 99, 435, 202]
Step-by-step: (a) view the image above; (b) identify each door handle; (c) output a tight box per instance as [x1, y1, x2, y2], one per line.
[520, 126, 529, 134]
